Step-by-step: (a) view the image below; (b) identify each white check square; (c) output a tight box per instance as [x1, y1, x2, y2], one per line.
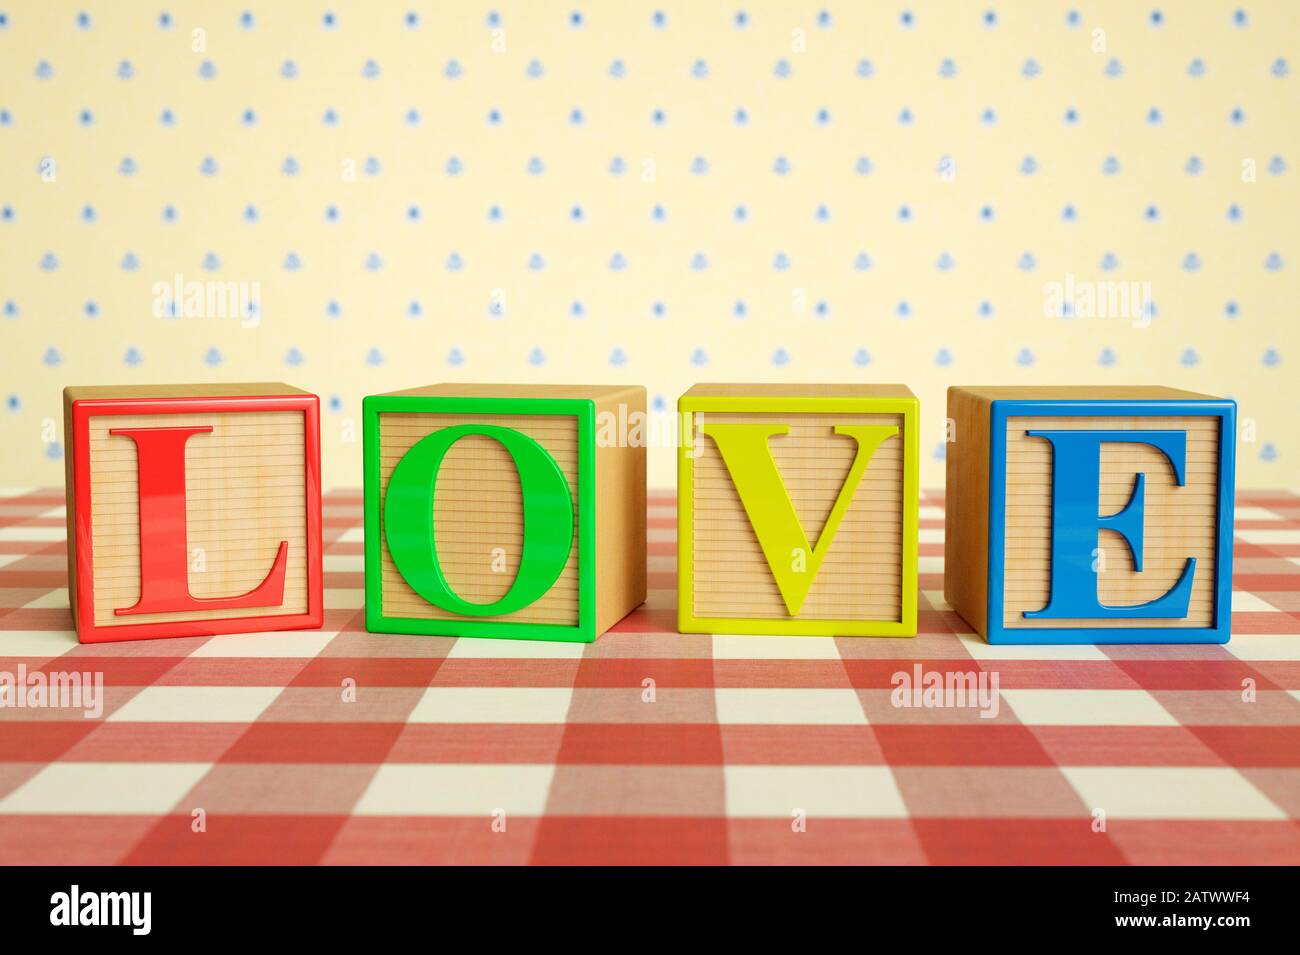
[0, 762, 210, 814]
[1225, 634, 1300, 660]
[958, 632, 1109, 661]
[0, 629, 79, 656]
[1063, 767, 1285, 820]
[107, 686, 282, 723]
[191, 629, 337, 658]
[355, 764, 555, 815]
[1000, 689, 1177, 726]
[21, 588, 69, 609]
[725, 766, 907, 818]
[714, 688, 867, 724]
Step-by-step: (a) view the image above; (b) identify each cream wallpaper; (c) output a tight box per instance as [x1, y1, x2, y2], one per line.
[0, 0, 1295, 490]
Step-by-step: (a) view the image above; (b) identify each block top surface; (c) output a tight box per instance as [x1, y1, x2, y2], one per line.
[948, 385, 1222, 403]
[682, 383, 916, 400]
[373, 383, 643, 402]
[64, 382, 310, 403]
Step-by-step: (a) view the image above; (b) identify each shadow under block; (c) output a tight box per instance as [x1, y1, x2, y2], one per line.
[363, 384, 647, 643]
[678, 384, 919, 636]
[63, 383, 324, 644]
[944, 386, 1236, 645]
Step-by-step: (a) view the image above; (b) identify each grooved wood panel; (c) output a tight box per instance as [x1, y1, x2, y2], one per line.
[89, 411, 309, 626]
[943, 388, 991, 637]
[692, 412, 904, 621]
[1003, 416, 1220, 629]
[378, 413, 580, 625]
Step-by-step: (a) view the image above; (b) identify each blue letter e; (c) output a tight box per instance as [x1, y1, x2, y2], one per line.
[1024, 429, 1195, 621]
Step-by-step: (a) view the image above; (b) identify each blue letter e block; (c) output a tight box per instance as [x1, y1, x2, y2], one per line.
[986, 395, 1235, 646]
[1025, 429, 1194, 620]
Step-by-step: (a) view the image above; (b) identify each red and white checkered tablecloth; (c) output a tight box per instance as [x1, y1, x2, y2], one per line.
[0, 487, 1296, 865]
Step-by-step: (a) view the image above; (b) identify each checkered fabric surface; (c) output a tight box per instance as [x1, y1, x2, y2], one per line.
[0, 486, 1297, 866]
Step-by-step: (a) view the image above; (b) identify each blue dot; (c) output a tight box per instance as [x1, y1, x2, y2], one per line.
[983, 9, 997, 27]
[735, 11, 749, 28]
[158, 12, 172, 29]
[1150, 9, 1163, 26]
[323, 11, 336, 28]
[405, 10, 420, 28]
[569, 10, 583, 27]
[900, 10, 914, 27]
[240, 10, 254, 29]
[76, 10, 90, 29]
[652, 10, 667, 28]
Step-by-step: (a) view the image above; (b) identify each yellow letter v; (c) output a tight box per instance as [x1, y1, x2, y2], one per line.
[701, 422, 898, 616]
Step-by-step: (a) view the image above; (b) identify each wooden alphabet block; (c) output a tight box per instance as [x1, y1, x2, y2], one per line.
[363, 384, 646, 642]
[677, 384, 919, 636]
[63, 383, 324, 644]
[945, 386, 1236, 644]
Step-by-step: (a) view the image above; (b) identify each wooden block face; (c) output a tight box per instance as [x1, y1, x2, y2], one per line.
[376, 412, 580, 626]
[1003, 416, 1218, 630]
[678, 387, 919, 637]
[67, 389, 323, 644]
[987, 398, 1235, 644]
[89, 411, 310, 626]
[363, 391, 600, 642]
[692, 412, 903, 621]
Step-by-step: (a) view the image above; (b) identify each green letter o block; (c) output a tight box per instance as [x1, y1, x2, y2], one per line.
[384, 424, 574, 616]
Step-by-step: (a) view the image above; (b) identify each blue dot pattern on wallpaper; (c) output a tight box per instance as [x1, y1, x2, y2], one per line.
[0, 3, 1292, 488]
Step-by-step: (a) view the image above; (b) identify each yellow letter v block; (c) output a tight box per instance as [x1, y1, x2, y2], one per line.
[678, 385, 919, 637]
